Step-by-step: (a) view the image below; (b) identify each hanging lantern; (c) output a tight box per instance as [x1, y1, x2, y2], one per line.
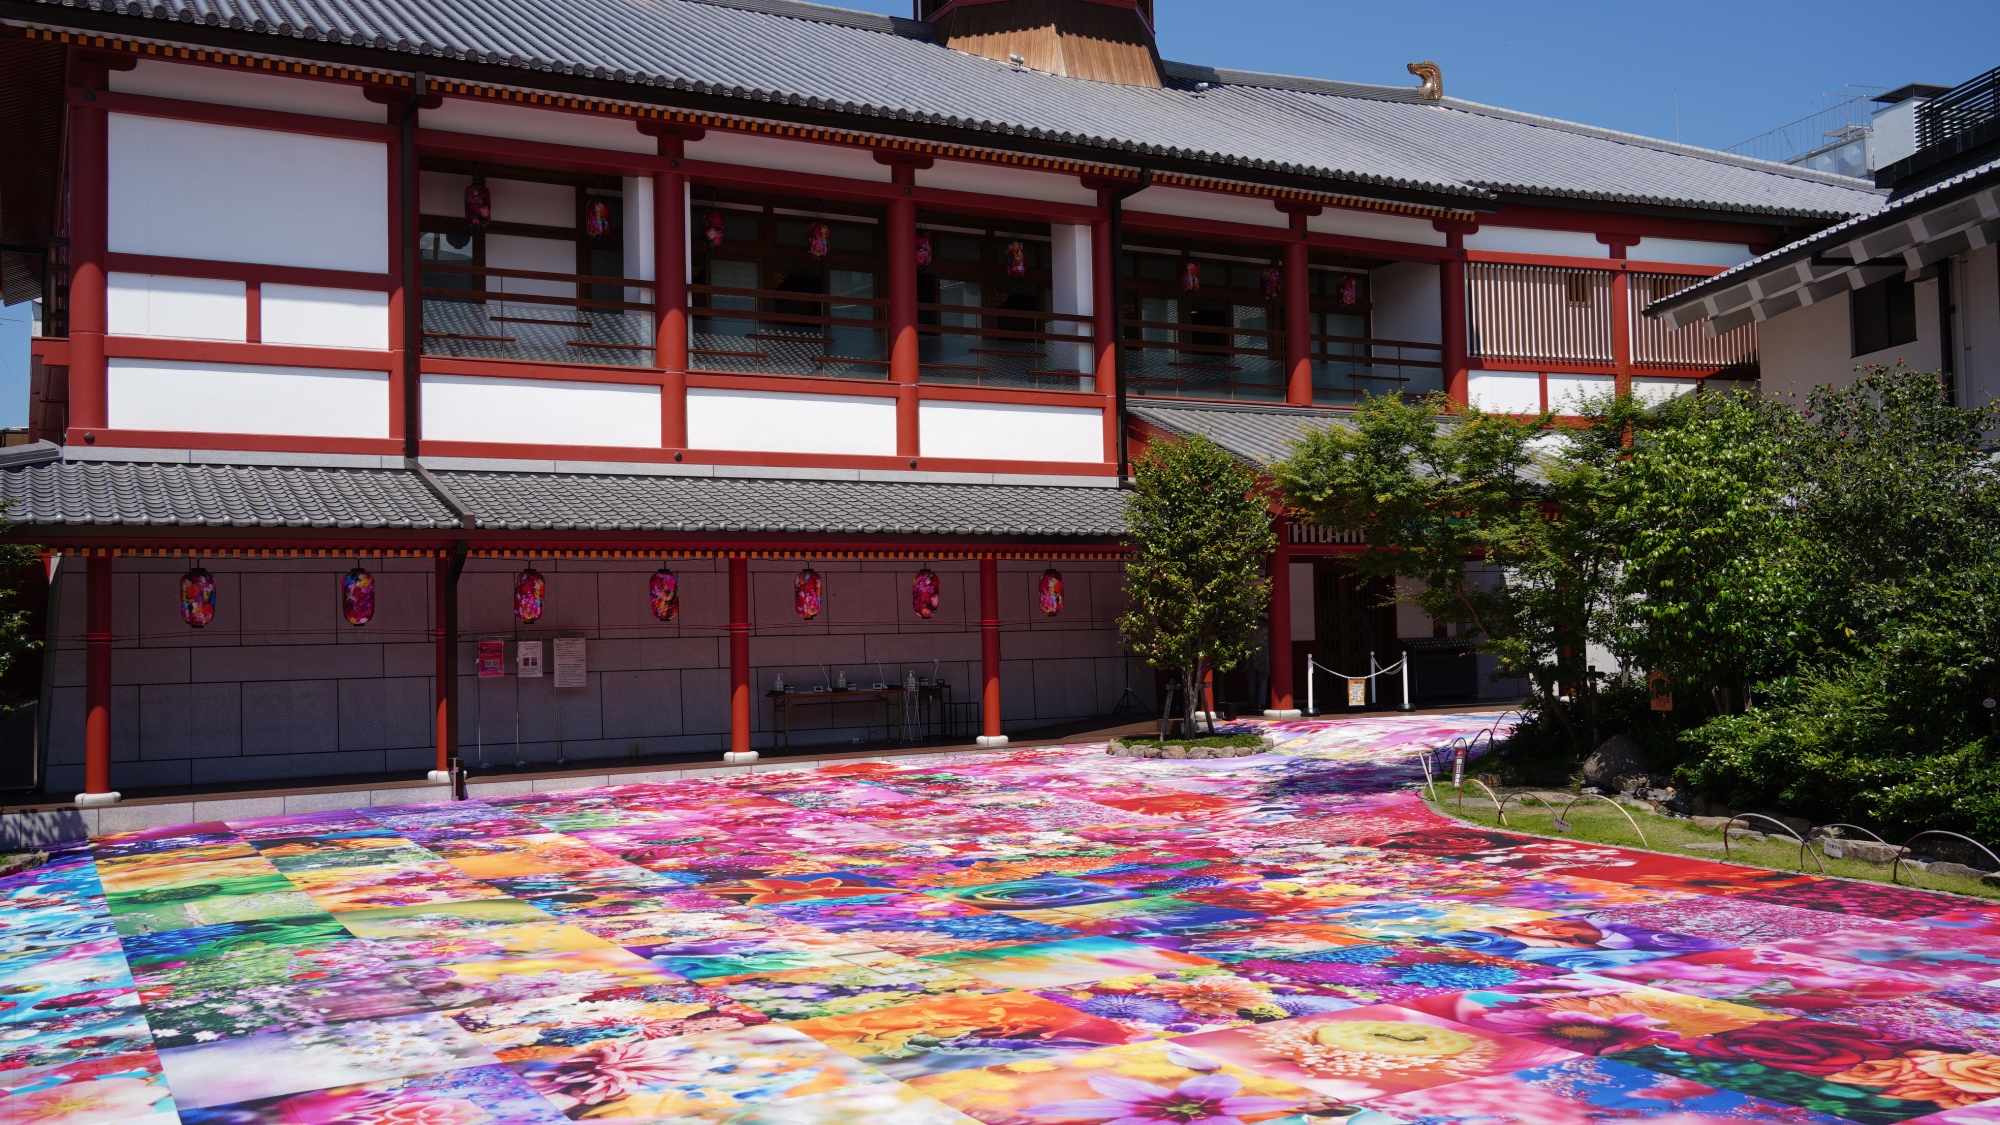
[915, 231, 934, 269]
[584, 197, 612, 239]
[649, 567, 680, 623]
[1038, 568, 1065, 618]
[794, 567, 824, 620]
[179, 566, 217, 629]
[1261, 265, 1282, 301]
[464, 176, 492, 231]
[515, 567, 546, 626]
[340, 566, 376, 627]
[807, 221, 831, 260]
[1338, 275, 1358, 306]
[911, 567, 940, 619]
[1003, 240, 1027, 279]
[1180, 260, 1201, 292]
[701, 209, 727, 249]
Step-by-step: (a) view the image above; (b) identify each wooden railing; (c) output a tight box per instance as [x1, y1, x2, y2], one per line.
[1466, 263, 1614, 364]
[690, 283, 888, 380]
[1121, 316, 1443, 403]
[1309, 332, 1445, 404]
[421, 263, 655, 367]
[1628, 273, 1758, 369]
[918, 302, 1094, 392]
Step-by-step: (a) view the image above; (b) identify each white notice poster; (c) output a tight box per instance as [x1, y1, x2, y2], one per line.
[517, 639, 544, 678]
[554, 637, 587, 688]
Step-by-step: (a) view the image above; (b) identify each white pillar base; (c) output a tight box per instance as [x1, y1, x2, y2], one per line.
[975, 735, 1010, 747]
[74, 791, 121, 807]
[426, 770, 454, 783]
[1191, 711, 1223, 722]
[723, 751, 760, 764]
[1263, 709, 1304, 719]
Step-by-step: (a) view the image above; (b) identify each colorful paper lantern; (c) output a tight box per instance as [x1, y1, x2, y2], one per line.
[915, 231, 933, 269]
[1338, 275, 1358, 306]
[464, 177, 491, 231]
[1180, 260, 1201, 292]
[1038, 568, 1065, 617]
[515, 567, 546, 626]
[701, 209, 726, 249]
[807, 221, 831, 260]
[584, 197, 612, 239]
[340, 566, 375, 627]
[1003, 240, 1027, 279]
[1261, 265, 1281, 300]
[179, 566, 216, 629]
[649, 567, 680, 623]
[911, 567, 940, 619]
[794, 567, 824, 620]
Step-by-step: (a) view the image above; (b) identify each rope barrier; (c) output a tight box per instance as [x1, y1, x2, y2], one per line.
[1304, 651, 1411, 714]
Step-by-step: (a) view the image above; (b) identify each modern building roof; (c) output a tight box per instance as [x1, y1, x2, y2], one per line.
[0, 452, 1131, 539]
[1647, 155, 2000, 333]
[8, 0, 1886, 220]
[1129, 401, 1349, 466]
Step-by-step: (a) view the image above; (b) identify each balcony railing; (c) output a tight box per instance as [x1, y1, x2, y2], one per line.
[1628, 273, 1757, 369]
[421, 264, 655, 368]
[1122, 315, 1285, 402]
[1309, 333, 1444, 404]
[690, 283, 888, 381]
[919, 303, 1094, 392]
[1919, 66, 2000, 152]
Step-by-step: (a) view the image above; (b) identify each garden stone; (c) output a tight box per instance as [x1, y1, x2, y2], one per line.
[1926, 862, 1986, 880]
[1726, 828, 1766, 840]
[1583, 735, 1648, 790]
[1691, 816, 1734, 832]
[1837, 840, 1903, 864]
[1137, 746, 1163, 759]
[1161, 746, 1188, 759]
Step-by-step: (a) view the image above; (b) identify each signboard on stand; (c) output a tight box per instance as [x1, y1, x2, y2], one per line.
[1347, 678, 1367, 707]
[476, 638, 506, 678]
[517, 640, 544, 678]
[554, 637, 587, 688]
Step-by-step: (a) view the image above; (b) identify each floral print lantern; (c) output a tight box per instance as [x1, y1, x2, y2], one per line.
[1003, 240, 1027, 279]
[179, 566, 217, 628]
[515, 567, 546, 626]
[915, 231, 934, 269]
[464, 176, 492, 231]
[1038, 568, 1065, 617]
[1338, 275, 1359, 306]
[1180, 260, 1201, 292]
[584, 198, 612, 239]
[702, 209, 726, 249]
[807, 222, 831, 260]
[649, 567, 680, 623]
[911, 567, 940, 619]
[1261, 265, 1282, 301]
[340, 566, 375, 627]
[794, 567, 824, 620]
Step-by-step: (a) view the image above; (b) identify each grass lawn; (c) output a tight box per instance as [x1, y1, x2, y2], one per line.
[1424, 783, 2000, 902]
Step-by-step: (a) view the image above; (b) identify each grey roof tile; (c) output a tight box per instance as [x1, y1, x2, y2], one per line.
[1129, 400, 1350, 466]
[23, 0, 1885, 219]
[0, 461, 461, 529]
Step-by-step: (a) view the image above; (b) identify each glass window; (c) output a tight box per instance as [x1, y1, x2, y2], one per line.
[1851, 274, 1917, 356]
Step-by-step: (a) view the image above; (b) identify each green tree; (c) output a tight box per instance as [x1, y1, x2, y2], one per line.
[1119, 434, 1275, 737]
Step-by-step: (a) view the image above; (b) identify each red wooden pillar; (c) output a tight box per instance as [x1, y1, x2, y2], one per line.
[1093, 217, 1118, 462]
[67, 61, 109, 442]
[431, 553, 460, 781]
[78, 555, 116, 805]
[977, 555, 1006, 746]
[1283, 208, 1315, 405]
[1434, 221, 1474, 405]
[653, 134, 690, 450]
[1265, 511, 1299, 717]
[887, 165, 920, 459]
[728, 555, 753, 759]
[1610, 267, 1634, 398]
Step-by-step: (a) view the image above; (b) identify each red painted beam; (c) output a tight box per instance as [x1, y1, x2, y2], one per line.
[729, 554, 752, 756]
[979, 554, 1003, 743]
[83, 554, 113, 800]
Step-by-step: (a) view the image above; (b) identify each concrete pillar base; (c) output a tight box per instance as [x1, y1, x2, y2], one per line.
[723, 751, 760, 764]
[1191, 711, 1224, 722]
[975, 735, 1010, 747]
[426, 770, 454, 783]
[74, 791, 121, 807]
[1263, 709, 1304, 719]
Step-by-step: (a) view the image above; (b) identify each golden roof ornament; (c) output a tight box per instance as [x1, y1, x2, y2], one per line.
[1407, 60, 1443, 101]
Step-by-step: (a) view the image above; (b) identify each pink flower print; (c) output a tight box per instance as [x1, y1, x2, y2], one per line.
[1027, 1072, 1294, 1125]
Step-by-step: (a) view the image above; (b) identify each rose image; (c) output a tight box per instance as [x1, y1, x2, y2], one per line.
[1684, 1020, 1909, 1076]
[1834, 1050, 2000, 1108]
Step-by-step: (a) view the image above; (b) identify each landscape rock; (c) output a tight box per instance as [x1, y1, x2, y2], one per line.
[1925, 862, 1986, 880]
[1692, 816, 1735, 832]
[1137, 746, 1162, 759]
[1161, 746, 1188, 759]
[1583, 736, 1648, 790]
[1726, 828, 1766, 840]
[1836, 839, 1904, 864]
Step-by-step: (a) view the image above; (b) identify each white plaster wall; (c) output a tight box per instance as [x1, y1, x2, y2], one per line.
[485, 235, 578, 300]
[109, 115, 388, 273]
[422, 375, 661, 447]
[107, 273, 245, 341]
[489, 179, 576, 227]
[1635, 237, 1756, 268]
[688, 389, 896, 456]
[261, 284, 390, 350]
[1125, 185, 1286, 228]
[1048, 224, 1095, 377]
[1310, 207, 1447, 247]
[1546, 372, 1615, 412]
[1369, 261, 1441, 343]
[918, 159, 1098, 205]
[111, 59, 385, 122]
[919, 401, 1103, 463]
[1468, 370, 1541, 414]
[423, 97, 653, 153]
[1632, 376, 1699, 404]
[108, 359, 389, 437]
[1757, 281, 1944, 399]
[1464, 227, 1605, 257]
[1961, 245, 2000, 408]
[685, 131, 892, 182]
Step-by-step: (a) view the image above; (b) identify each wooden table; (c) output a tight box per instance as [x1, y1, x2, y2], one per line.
[768, 687, 905, 748]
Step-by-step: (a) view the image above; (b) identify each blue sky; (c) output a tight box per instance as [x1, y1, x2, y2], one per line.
[3, 2, 1993, 430]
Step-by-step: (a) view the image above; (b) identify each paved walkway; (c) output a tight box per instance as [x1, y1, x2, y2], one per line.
[4, 714, 1998, 1125]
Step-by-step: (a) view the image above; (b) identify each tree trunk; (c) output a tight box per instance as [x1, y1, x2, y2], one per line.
[1181, 661, 1205, 740]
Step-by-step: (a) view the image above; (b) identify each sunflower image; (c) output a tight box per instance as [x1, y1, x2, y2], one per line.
[1252, 1019, 1500, 1078]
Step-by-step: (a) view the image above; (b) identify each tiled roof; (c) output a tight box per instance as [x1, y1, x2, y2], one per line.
[439, 471, 1129, 537]
[13, 0, 1884, 219]
[1129, 401, 1351, 466]
[0, 459, 461, 529]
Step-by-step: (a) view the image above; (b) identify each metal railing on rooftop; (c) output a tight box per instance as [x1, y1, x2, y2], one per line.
[1920, 66, 2000, 151]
